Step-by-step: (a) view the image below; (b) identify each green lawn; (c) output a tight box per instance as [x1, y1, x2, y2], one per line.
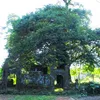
[9, 95, 56, 100]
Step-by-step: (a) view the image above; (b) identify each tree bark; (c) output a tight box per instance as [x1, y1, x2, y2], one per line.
[67, 66, 71, 82]
[16, 67, 21, 91]
[65, 65, 71, 89]
[2, 65, 8, 92]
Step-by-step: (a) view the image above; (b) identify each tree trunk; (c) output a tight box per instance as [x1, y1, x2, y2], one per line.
[2, 66, 8, 92]
[68, 66, 71, 83]
[16, 67, 21, 91]
[65, 65, 71, 89]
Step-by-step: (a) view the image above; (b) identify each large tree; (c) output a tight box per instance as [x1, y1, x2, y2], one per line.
[4, 4, 100, 88]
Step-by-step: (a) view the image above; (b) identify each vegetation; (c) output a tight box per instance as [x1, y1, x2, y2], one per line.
[0, 95, 56, 100]
[0, 68, 2, 80]
[13, 95, 56, 100]
[1, 0, 100, 95]
[71, 67, 100, 83]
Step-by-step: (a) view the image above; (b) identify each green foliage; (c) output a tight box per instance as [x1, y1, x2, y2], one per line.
[85, 82, 100, 95]
[0, 68, 2, 79]
[6, 5, 97, 67]
[70, 67, 81, 80]
[8, 95, 56, 100]
[8, 74, 16, 85]
[4, 4, 100, 87]
[71, 65, 100, 83]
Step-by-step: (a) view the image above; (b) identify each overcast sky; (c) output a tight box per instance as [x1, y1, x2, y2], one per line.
[0, 0, 100, 67]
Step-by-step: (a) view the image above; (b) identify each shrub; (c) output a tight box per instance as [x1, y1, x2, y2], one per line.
[85, 82, 100, 95]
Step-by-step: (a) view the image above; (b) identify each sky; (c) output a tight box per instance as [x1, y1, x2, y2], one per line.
[0, 0, 100, 67]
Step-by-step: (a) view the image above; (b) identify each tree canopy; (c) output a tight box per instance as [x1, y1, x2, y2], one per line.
[3, 4, 100, 86]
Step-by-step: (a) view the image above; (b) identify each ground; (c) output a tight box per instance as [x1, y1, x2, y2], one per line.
[0, 95, 100, 100]
[56, 97, 74, 100]
[0, 95, 14, 100]
[76, 96, 100, 100]
[57, 96, 100, 100]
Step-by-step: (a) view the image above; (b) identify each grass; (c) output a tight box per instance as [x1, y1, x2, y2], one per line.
[9, 95, 56, 100]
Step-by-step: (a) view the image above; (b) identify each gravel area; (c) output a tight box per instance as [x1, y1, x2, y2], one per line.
[77, 96, 100, 100]
[56, 96, 100, 100]
[56, 97, 74, 100]
[0, 95, 15, 100]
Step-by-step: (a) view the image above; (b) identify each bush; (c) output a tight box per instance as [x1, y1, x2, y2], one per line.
[85, 82, 100, 95]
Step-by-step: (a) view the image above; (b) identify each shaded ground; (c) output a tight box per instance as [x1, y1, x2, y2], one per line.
[56, 97, 74, 100]
[56, 96, 100, 100]
[76, 96, 100, 100]
[0, 95, 15, 100]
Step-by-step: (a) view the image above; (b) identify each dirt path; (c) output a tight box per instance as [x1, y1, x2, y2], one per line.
[56, 96, 100, 100]
[0, 95, 15, 100]
[77, 96, 100, 100]
[56, 97, 75, 100]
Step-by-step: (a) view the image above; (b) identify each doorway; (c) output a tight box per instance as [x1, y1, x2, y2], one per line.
[57, 75, 63, 88]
